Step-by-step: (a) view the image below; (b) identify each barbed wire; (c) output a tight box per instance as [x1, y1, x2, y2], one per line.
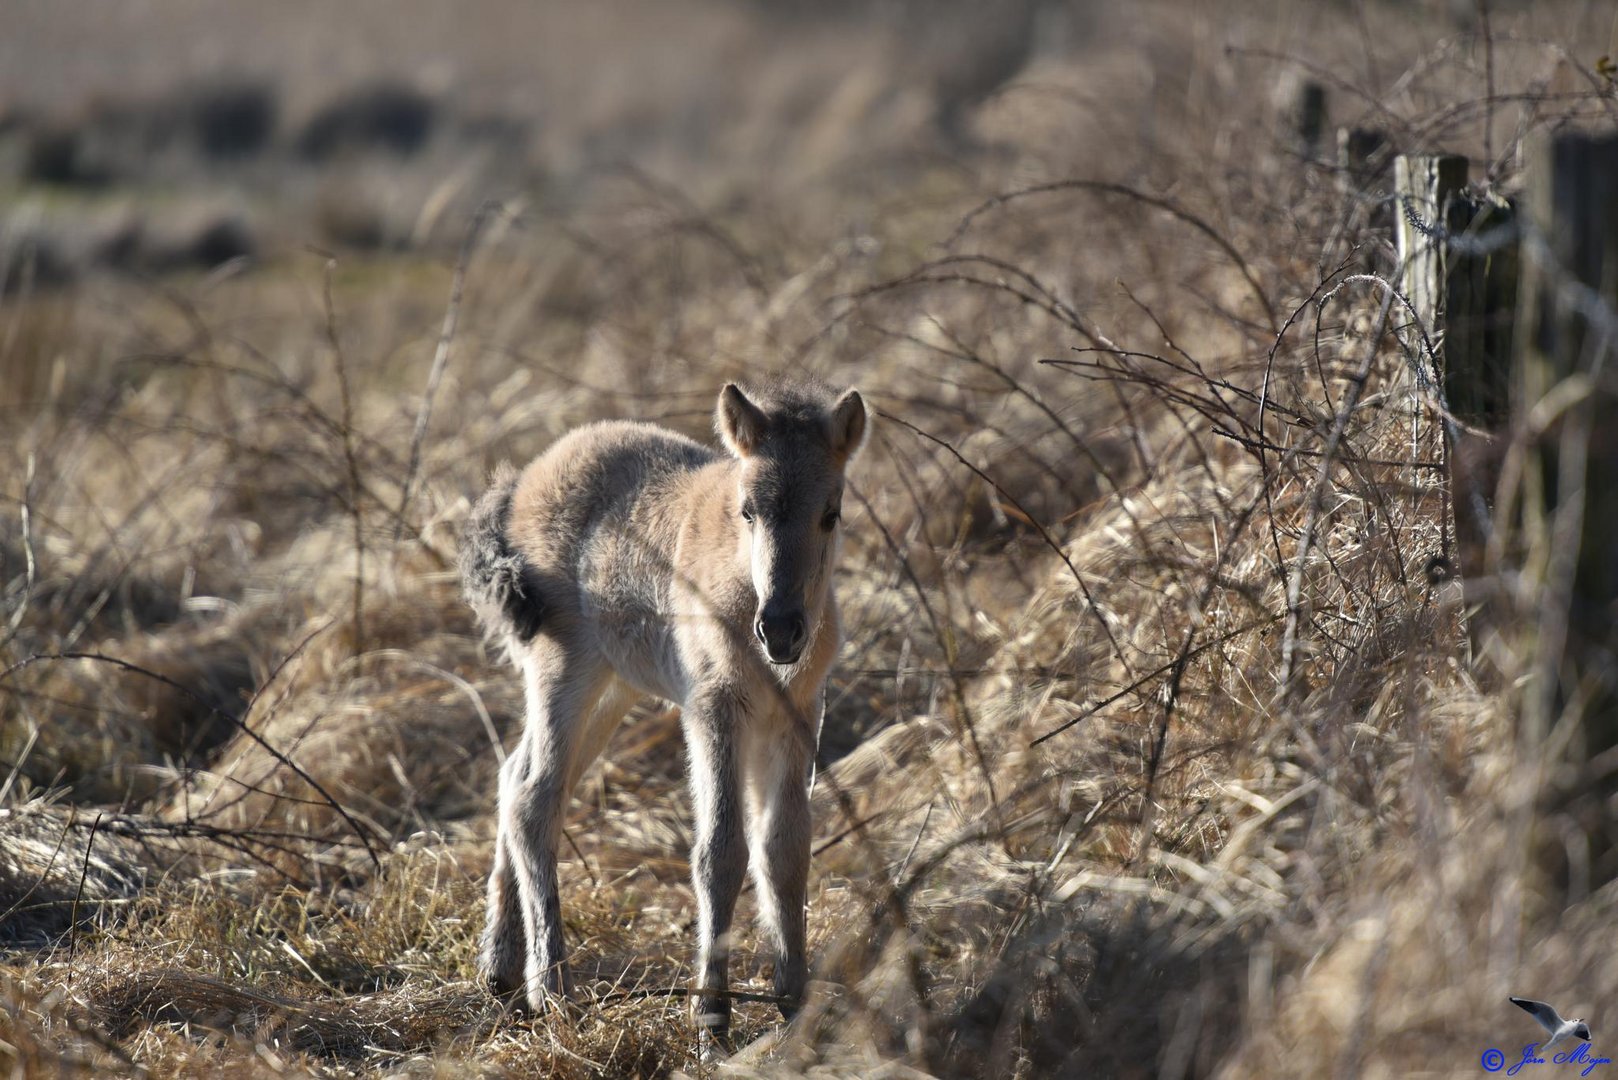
[1398, 194, 1519, 256]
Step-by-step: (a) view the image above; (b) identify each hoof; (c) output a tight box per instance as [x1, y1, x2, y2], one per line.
[694, 994, 732, 1062]
[486, 978, 525, 1007]
[483, 972, 539, 1021]
[696, 1023, 732, 1065]
[773, 963, 806, 1023]
[521, 974, 574, 1018]
[478, 932, 526, 998]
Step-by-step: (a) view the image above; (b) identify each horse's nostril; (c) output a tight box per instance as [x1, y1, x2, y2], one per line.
[757, 609, 807, 661]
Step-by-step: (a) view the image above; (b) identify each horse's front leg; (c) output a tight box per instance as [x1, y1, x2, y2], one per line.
[683, 686, 748, 1047]
[742, 708, 813, 1022]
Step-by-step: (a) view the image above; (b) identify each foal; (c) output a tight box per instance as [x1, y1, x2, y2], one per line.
[459, 381, 866, 1041]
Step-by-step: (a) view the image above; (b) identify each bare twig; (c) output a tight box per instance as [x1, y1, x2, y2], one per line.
[323, 258, 366, 660]
[878, 408, 1134, 680]
[0, 451, 37, 652]
[1032, 616, 1280, 746]
[0, 652, 383, 871]
[846, 481, 1002, 819]
[1276, 277, 1401, 699]
[945, 179, 1279, 336]
[396, 202, 499, 540]
[65, 810, 103, 983]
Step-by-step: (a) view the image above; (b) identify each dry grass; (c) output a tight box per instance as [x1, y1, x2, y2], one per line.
[4, 0, 1618, 1076]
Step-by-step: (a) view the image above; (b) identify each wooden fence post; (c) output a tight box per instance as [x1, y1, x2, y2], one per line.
[1339, 127, 1395, 267]
[1395, 155, 1469, 354]
[1513, 129, 1618, 880]
[1395, 153, 1517, 647]
[1337, 127, 1391, 199]
[1291, 79, 1326, 159]
[1395, 154, 1518, 428]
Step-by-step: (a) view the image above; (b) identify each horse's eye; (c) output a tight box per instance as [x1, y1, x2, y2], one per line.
[822, 508, 840, 531]
[741, 506, 755, 524]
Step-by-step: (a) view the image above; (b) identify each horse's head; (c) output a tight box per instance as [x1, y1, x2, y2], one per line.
[716, 382, 866, 665]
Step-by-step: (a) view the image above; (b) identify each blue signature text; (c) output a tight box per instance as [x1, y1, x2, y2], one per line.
[1482, 1043, 1611, 1076]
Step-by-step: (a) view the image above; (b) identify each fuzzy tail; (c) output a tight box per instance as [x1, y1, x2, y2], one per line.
[459, 463, 543, 653]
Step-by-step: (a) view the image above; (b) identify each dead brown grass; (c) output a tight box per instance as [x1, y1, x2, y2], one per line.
[4, 1, 1618, 1077]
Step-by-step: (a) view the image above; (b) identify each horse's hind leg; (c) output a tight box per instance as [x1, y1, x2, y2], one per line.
[491, 639, 609, 1012]
[481, 740, 530, 999]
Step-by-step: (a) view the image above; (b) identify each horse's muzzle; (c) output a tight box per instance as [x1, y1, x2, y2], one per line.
[756, 606, 806, 665]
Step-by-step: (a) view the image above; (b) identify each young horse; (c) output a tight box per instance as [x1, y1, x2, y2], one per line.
[459, 381, 866, 1042]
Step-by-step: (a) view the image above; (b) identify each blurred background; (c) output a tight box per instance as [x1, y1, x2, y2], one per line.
[1, 0, 1501, 281]
[1, 0, 1101, 276]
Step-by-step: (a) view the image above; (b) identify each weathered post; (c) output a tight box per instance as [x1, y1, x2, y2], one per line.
[1395, 155, 1469, 353]
[1338, 127, 1395, 269]
[1395, 154, 1517, 647]
[1291, 79, 1326, 159]
[1337, 127, 1391, 199]
[1512, 129, 1618, 882]
[1395, 154, 1518, 429]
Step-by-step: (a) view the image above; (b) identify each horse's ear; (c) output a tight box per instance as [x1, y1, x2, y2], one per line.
[829, 388, 867, 464]
[717, 383, 768, 457]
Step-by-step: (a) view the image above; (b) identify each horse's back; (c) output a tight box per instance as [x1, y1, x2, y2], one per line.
[506, 420, 717, 690]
